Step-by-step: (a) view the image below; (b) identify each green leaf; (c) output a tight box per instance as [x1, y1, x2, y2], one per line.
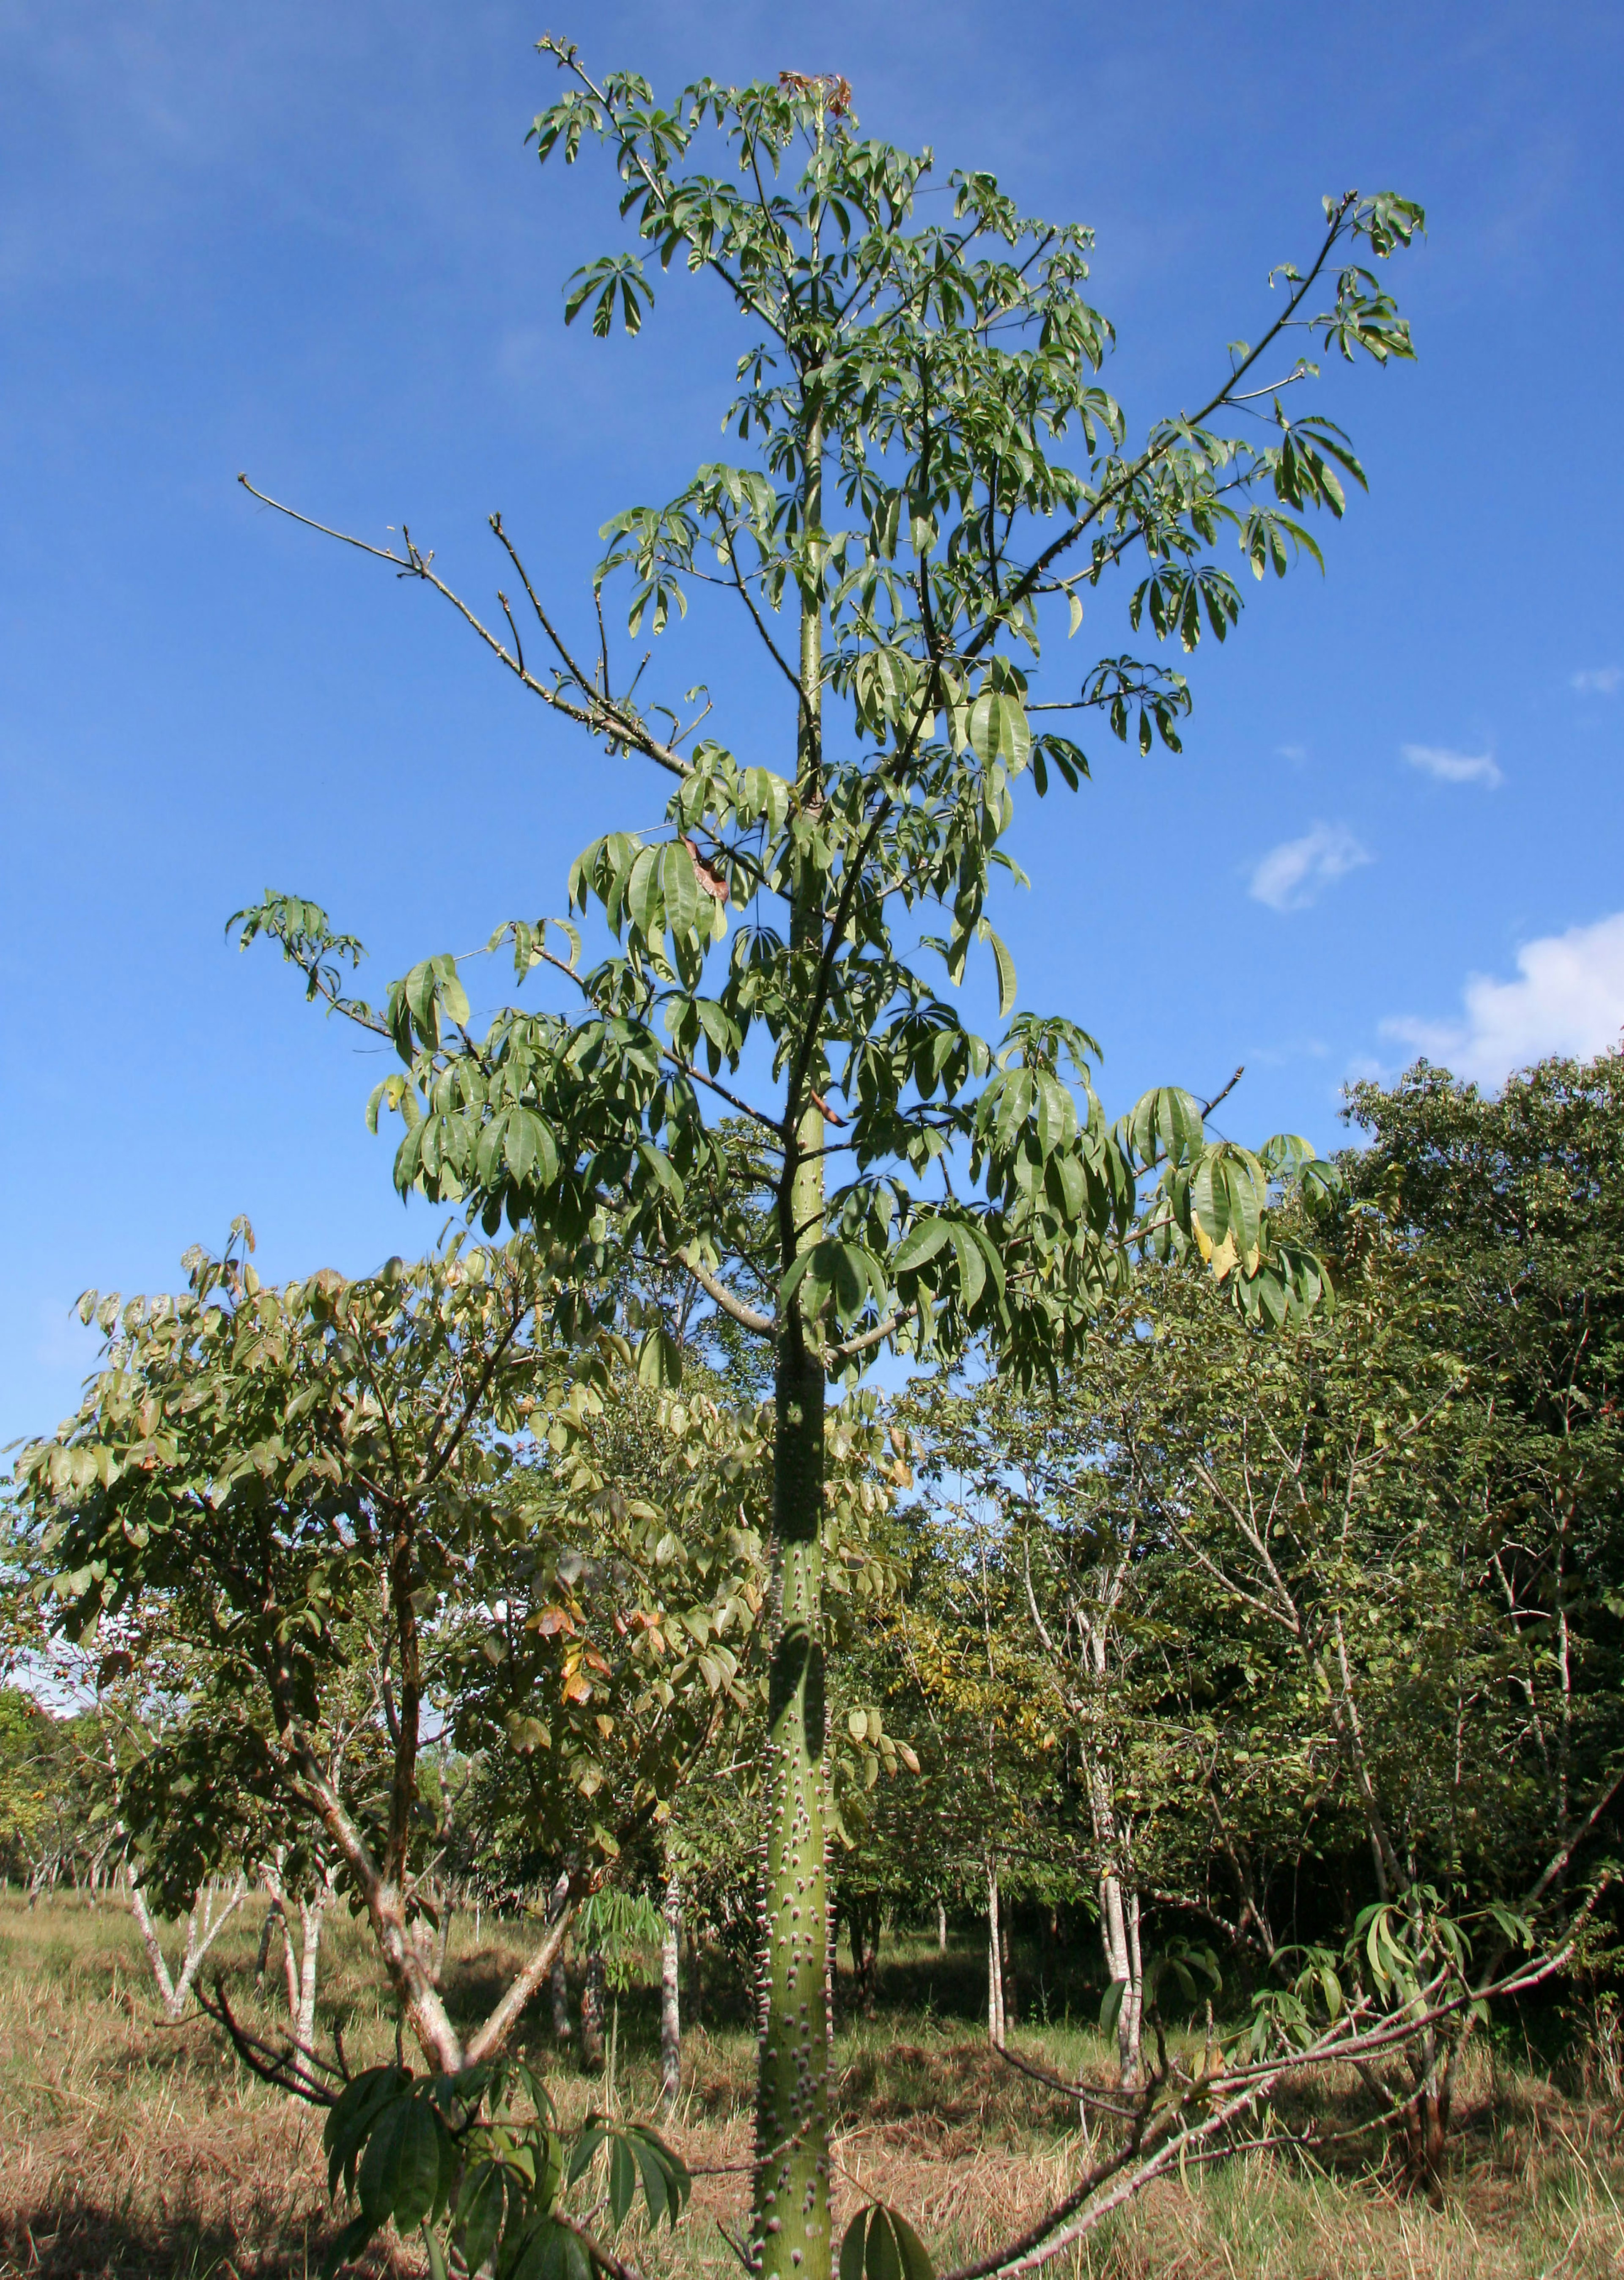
[326, 2066, 410, 2202]
[967, 690, 1030, 773]
[507, 2218, 593, 2280]
[840, 2206, 934, 2280]
[893, 1218, 953, 1276]
[977, 920, 1017, 1019]
[357, 2094, 441, 2234]
[608, 2135, 637, 2228]
[636, 1327, 683, 1390]
[457, 2159, 505, 2276]
[321, 2213, 374, 2280]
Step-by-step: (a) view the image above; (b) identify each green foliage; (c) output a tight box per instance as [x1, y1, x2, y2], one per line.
[233, 52, 1416, 1380]
[319, 2055, 688, 2280]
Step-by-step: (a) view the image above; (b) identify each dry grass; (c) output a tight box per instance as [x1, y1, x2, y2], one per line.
[0, 1896, 1620, 2280]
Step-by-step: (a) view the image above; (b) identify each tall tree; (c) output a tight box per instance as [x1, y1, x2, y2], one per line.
[235, 48, 1418, 2277]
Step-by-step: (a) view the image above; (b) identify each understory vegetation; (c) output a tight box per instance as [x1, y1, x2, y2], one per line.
[3, 1894, 1621, 2280]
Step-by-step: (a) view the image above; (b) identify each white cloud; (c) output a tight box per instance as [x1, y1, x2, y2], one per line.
[1381, 911, 1624, 1086]
[1248, 822, 1371, 913]
[1571, 667, 1621, 696]
[1401, 742, 1503, 788]
[1275, 742, 1307, 763]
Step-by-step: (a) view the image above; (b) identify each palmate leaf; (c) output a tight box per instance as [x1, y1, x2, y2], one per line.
[567, 2119, 691, 2232]
[357, 2088, 444, 2232]
[325, 2066, 410, 2202]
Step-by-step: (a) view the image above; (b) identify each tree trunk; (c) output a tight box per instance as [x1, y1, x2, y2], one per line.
[1000, 1908, 1018, 2029]
[986, 1866, 1006, 2047]
[254, 1885, 287, 1998]
[580, 1948, 606, 2070]
[660, 1869, 682, 2108]
[685, 1928, 704, 2029]
[937, 1899, 948, 1954]
[1099, 1868, 1143, 2088]
[847, 1902, 881, 2018]
[751, 403, 831, 2280]
[130, 1877, 247, 2024]
[1399, 2022, 1455, 2195]
[551, 1942, 573, 2045]
[294, 1880, 333, 2057]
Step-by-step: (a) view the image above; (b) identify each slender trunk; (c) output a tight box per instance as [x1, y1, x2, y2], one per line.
[1098, 1869, 1143, 2088]
[130, 1885, 181, 2022]
[130, 1877, 247, 2024]
[551, 1942, 573, 2044]
[1402, 2020, 1452, 2195]
[1120, 1887, 1144, 2090]
[581, 1949, 606, 2070]
[282, 1915, 301, 2021]
[686, 1928, 704, 2030]
[295, 1882, 332, 2057]
[986, 1865, 1006, 2047]
[937, 1899, 948, 1954]
[752, 406, 831, 2280]
[254, 1884, 286, 1997]
[848, 1903, 881, 2018]
[660, 1869, 682, 2109]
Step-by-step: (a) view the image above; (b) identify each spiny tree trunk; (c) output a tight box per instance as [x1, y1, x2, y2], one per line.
[751, 414, 831, 2280]
[660, 1868, 682, 2109]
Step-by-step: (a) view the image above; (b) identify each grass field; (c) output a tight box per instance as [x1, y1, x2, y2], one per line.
[1, 1891, 1621, 2280]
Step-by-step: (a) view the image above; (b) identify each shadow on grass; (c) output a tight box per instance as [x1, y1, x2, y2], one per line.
[0, 2198, 358, 2280]
[0, 2195, 435, 2280]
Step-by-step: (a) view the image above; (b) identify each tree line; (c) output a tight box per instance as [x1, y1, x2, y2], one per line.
[7, 1048, 1620, 2224]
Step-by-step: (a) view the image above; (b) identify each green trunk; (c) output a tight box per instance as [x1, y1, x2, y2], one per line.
[752, 417, 831, 2280]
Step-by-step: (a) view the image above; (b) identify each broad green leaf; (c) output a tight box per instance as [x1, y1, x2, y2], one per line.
[893, 1218, 953, 1275]
[977, 920, 1017, 1019]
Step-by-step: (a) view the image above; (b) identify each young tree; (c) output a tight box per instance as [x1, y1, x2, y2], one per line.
[13, 1226, 771, 2077]
[235, 46, 1419, 2277]
[912, 1367, 1170, 2085]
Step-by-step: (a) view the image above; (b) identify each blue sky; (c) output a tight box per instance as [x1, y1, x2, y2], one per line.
[3, 0, 1621, 1447]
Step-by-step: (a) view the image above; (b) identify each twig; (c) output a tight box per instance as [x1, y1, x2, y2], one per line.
[198, 1978, 339, 2108]
[1200, 1067, 1244, 1119]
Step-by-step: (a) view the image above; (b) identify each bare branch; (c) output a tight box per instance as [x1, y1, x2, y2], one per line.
[677, 1248, 776, 1339]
